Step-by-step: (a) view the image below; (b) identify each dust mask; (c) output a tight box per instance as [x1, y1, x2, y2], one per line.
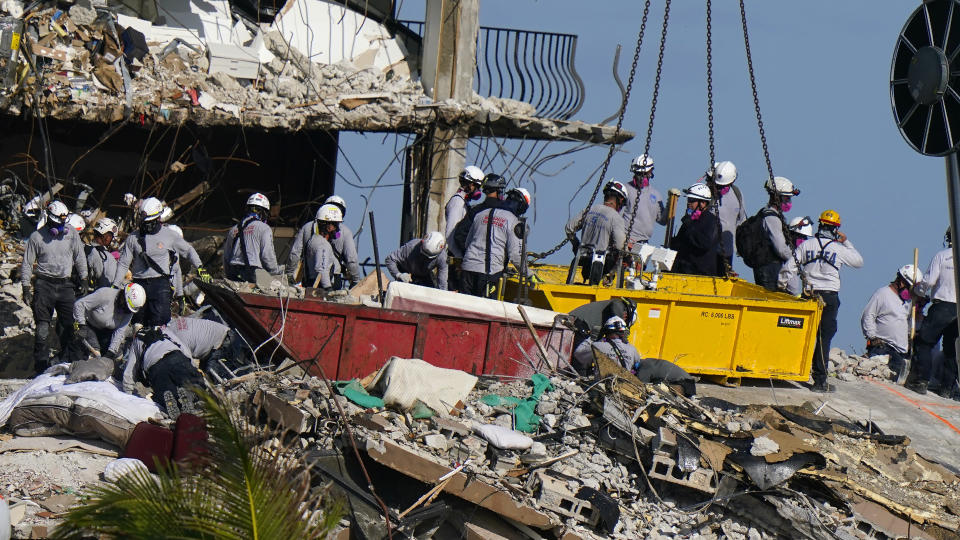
[719, 186, 731, 196]
[899, 288, 911, 301]
[780, 202, 792, 213]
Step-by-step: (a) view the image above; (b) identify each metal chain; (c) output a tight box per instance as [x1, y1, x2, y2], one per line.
[531, 0, 654, 260]
[621, 0, 671, 253]
[706, 0, 715, 169]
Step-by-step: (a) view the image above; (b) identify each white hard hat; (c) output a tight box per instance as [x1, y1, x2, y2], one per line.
[713, 161, 738, 186]
[898, 264, 920, 287]
[124, 283, 147, 312]
[159, 205, 174, 222]
[460, 165, 485, 184]
[630, 154, 654, 173]
[325, 195, 346, 209]
[604, 180, 628, 201]
[765, 176, 798, 196]
[166, 224, 183, 238]
[316, 203, 343, 223]
[246, 193, 270, 211]
[46, 200, 69, 224]
[66, 213, 85, 232]
[788, 215, 814, 238]
[93, 217, 118, 236]
[683, 183, 712, 202]
[603, 316, 628, 333]
[421, 231, 446, 258]
[140, 197, 164, 221]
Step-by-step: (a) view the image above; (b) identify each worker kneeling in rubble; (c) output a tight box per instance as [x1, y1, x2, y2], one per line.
[223, 193, 280, 283]
[86, 218, 119, 289]
[302, 204, 343, 290]
[69, 283, 145, 361]
[670, 183, 721, 277]
[573, 316, 640, 374]
[164, 316, 249, 380]
[461, 187, 534, 298]
[123, 325, 203, 420]
[565, 181, 628, 284]
[861, 265, 918, 382]
[114, 197, 209, 327]
[385, 231, 449, 289]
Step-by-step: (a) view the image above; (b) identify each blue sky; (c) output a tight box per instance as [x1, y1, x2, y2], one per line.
[336, 1, 947, 354]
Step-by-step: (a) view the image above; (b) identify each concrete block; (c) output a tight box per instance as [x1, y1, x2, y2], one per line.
[254, 390, 312, 433]
[648, 427, 718, 494]
[424, 434, 449, 451]
[530, 471, 600, 526]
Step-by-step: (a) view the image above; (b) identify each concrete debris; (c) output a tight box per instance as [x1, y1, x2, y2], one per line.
[829, 347, 897, 381]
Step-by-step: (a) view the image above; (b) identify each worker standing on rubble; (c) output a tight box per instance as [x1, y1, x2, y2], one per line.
[861, 265, 917, 382]
[461, 186, 531, 298]
[445, 166, 485, 258]
[122, 325, 202, 420]
[621, 154, 668, 250]
[909, 228, 958, 397]
[114, 197, 209, 327]
[572, 316, 641, 374]
[777, 216, 814, 296]
[796, 210, 863, 393]
[452, 173, 506, 256]
[303, 204, 342, 290]
[70, 283, 145, 361]
[223, 193, 280, 283]
[706, 161, 746, 265]
[385, 231, 449, 289]
[321, 196, 361, 287]
[86, 218, 119, 289]
[21, 200, 89, 373]
[565, 181, 628, 283]
[671, 183, 721, 277]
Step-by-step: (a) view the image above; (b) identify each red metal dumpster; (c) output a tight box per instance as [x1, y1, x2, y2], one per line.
[200, 284, 574, 381]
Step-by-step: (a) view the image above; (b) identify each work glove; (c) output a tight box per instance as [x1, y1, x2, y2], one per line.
[197, 267, 212, 283]
[78, 280, 89, 296]
[529, 273, 544, 289]
[22, 286, 32, 307]
[103, 350, 119, 361]
[174, 296, 186, 315]
[397, 273, 412, 283]
[73, 321, 86, 336]
[568, 235, 580, 255]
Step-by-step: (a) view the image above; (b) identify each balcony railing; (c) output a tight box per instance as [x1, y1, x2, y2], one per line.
[398, 21, 585, 120]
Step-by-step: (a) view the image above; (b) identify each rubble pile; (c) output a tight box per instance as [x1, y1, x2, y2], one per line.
[224, 354, 960, 539]
[0, 228, 33, 373]
[829, 348, 896, 381]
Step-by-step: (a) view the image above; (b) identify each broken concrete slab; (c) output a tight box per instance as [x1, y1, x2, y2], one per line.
[253, 390, 312, 433]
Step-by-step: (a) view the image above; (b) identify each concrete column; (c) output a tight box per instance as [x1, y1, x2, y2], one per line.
[415, 0, 477, 238]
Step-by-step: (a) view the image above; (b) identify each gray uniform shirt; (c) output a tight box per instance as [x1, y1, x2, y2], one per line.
[761, 205, 793, 263]
[385, 239, 449, 290]
[287, 222, 346, 281]
[114, 227, 201, 286]
[122, 327, 192, 393]
[565, 204, 627, 252]
[715, 187, 747, 258]
[224, 218, 279, 274]
[573, 336, 641, 372]
[305, 234, 337, 289]
[329, 224, 360, 283]
[86, 245, 118, 287]
[777, 247, 803, 296]
[861, 285, 910, 353]
[445, 192, 468, 257]
[166, 317, 230, 360]
[73, 287, 133, 355]
[462, 207, 524, 276]
[21, 227, 87, 287]
[621, 182, 667, 244]
[796, 235, 864, 292]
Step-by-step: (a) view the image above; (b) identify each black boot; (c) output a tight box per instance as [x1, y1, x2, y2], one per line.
[906, 381, 928, 395]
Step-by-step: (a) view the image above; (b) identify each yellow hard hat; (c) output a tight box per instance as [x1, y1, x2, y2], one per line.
[819, 209, 841, 227]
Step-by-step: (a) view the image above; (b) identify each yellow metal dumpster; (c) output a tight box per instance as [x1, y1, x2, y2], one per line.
[504, 265, 822, 382]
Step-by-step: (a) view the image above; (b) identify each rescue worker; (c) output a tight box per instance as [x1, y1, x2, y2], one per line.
[303, 204, 342, 290]
[113, 197, 209, 327]
[165, 316, 230, 366]
[321, 195, 361, 287]
[752, 176, 800, 291]
[861, 265, 917, 382]
[460, 186, 531, 298]
[66, 214, 86, 234]
[445, 166, 485, 257]
[166, 224, 185, 313]
[671, 183, 721, 277]
[572, 316, 641, 374]
[223, 193, 280, 282]
[621, 154, 667, 250]
[385, 231, 449, 289]
[21, 200, 89, 372]
[86, 218, 119, 289]
[796, 210, 863, 393]
[452, 173, 507, 255]
[122, 325, 202, 420]
[706, 161, 746, 265]
[71, 283, 145, 361]
[565, 181, 628, 283]
[777, 215, 814, 296]
[909, 228, 958, 396]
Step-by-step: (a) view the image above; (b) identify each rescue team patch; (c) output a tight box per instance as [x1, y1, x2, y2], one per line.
[777, 316, 804, 329]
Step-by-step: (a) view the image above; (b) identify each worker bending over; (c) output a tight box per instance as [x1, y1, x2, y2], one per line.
[909, 228, 959, 397]
[573, 316, 641, 374]
[671, 183, 721, 277]
[461, 187, 531, 298]
[21, 201, 89, 373]
[385, 231, 449, 289]
[861, 265, 917, 382]
[123, 326, 203, 420]
[114, 197, 208, 326]
[621, 154, 667, 251]
[565, 181, 628, 284]
[71, 283, 145, 361]
[86, 218, 119, 289]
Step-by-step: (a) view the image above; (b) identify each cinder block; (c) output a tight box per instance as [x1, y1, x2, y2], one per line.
[648, 427, 717, 494]
[530, 471, 600, 526]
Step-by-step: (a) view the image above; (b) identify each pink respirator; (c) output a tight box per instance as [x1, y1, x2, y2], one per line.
[780, 202, 792, 213]
[899, 288, 911, 301]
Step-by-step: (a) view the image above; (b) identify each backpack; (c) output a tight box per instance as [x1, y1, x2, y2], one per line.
[735, 208, 780, 269]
